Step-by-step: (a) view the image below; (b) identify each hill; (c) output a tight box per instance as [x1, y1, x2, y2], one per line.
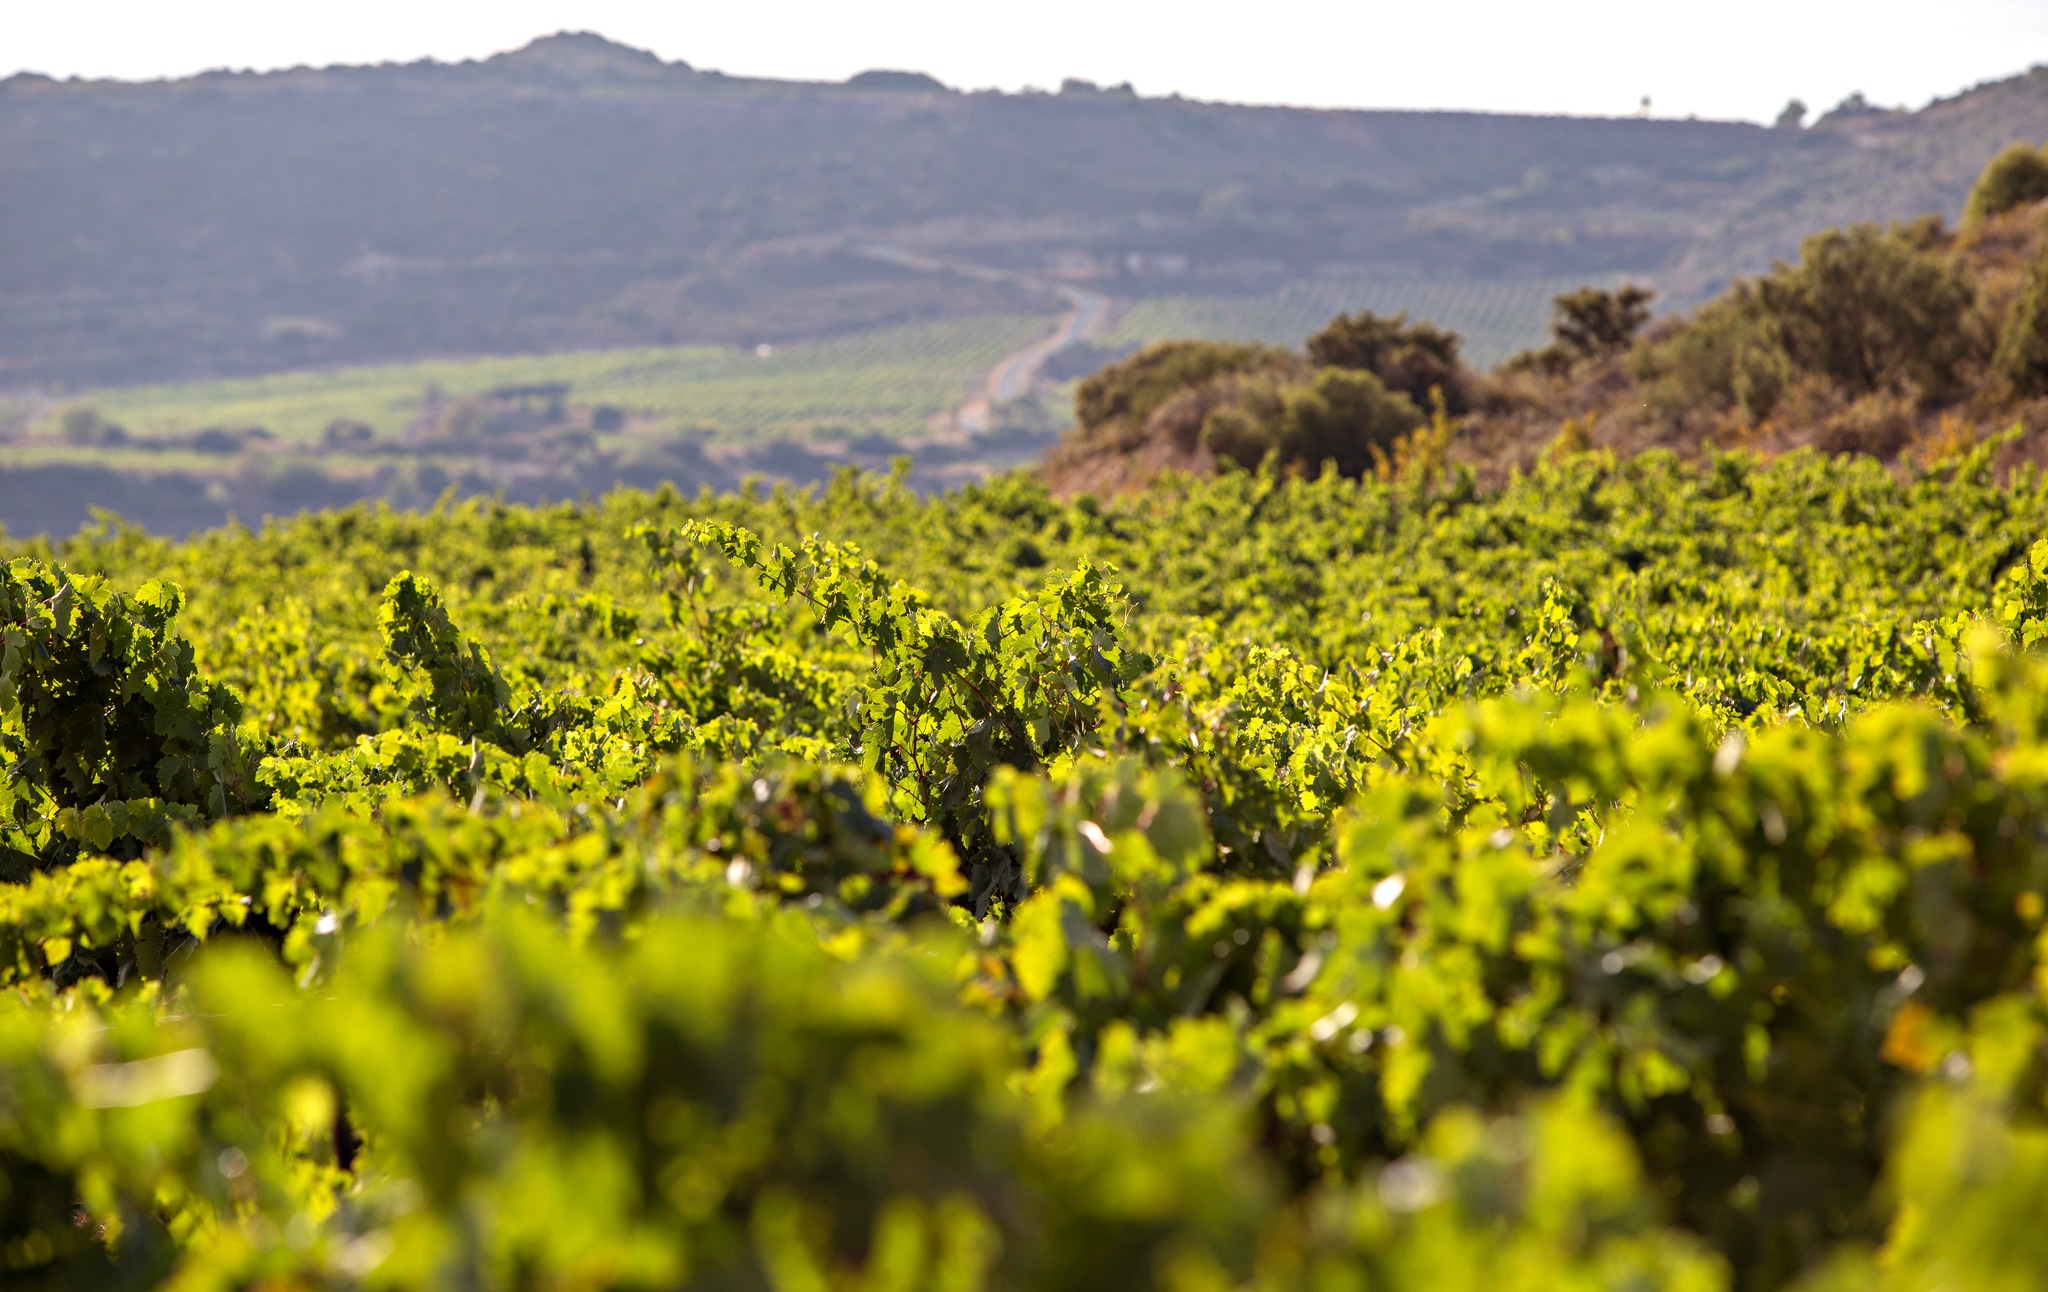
[1043, 173, 2048, 496]
[4, 33, 2046, 392]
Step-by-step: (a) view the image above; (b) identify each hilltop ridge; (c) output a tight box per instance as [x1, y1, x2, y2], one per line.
[480, 30, 693, 80]
[0, 37, 2045, 391]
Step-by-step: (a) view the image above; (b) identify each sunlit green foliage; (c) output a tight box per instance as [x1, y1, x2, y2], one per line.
[10, 451, 2048, 1287]
[0, 561, 262, 876]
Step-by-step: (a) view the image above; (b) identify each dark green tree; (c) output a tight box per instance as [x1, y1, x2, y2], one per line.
[57, 405, 127, 447]
[1305, 311, 1468, 413]
[1550, 285, 1656, 361]
[1507, 285, 1656, 375]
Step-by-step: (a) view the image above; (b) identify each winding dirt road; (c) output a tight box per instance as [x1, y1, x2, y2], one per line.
[858, 245, 1113, 434]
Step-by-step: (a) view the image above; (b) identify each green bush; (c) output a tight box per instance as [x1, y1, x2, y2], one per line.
[1639, 223, 1979, 419]
[1964, 141, 2048, 226]
[1201, 367, 1423, 477]
[377, 569, 511, 741]
[1558, 283, 1654, 354]
[1072, 339, 1283, 437]
[1997, 236, 2048, 397]
[0, 560, 262, 876]
[1759, 222, 1979, 399]
[1305, 310, 1469, 412]
[1635, 285, 1794, 421]
[54, 405, 127, 447]
[1511, 284, 1657, 375]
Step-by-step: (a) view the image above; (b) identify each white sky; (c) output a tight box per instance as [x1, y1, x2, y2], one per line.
[4, 0, 2046, 124]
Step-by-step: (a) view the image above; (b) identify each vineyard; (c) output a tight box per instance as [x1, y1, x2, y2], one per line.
[25, 314, 1052, 448]
[0, 314, 1062, 538]
[12, 441, 2048, 1288]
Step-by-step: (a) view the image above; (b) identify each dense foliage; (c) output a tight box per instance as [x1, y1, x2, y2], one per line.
[1505, 284, 1657, 377]
[1637, 220, 1983, 420]
[1061, 329, 1436, 482]
[13, 446, 2048, 1288]
[1999, 234, 2048, 399]
[1071, 341, 1288, 444]
[1964, 139, 2048, 226]
[1304, 311, 1468, 414]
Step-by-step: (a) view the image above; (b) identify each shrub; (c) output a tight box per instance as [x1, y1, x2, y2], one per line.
[1812, 389, 1919, 458]
[189, 427, 246, 455]
[377, 570, 511, 742]
[1997, 237, 2048, 397]
[56, 406, 127, 447]
[1306, 310, 1469, 412]
[1964, 141, 2048, 226]
[1201, 367, 1423, 477]
[1072, 340, 1281, 437]
[1758, 222, 1979, 399]
[0, 561, 262, 874]
[1638, 223, 1979, 420]
[1507, 285, 1656, 376]
[1141, 380, 1243, 455]
[1634, 284, 1796, 421]
[1550, 284, 1655, 360]
[321, 418, 375, 448]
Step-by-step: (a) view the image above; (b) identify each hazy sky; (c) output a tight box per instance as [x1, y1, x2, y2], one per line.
[5, 0, 2046, 123]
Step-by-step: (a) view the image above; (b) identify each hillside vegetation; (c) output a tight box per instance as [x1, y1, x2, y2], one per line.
[11, 443, 2048, 1286]
[1047, 152, 2048, 493]
[4, 33, 2048, 389]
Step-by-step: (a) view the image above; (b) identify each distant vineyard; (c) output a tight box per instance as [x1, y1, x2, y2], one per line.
[56, 313, 1054, 446]
[1105, 277, 1624, 367]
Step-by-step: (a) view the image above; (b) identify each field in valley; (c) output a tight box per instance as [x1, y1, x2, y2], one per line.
[35, 313, 1054, 447]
